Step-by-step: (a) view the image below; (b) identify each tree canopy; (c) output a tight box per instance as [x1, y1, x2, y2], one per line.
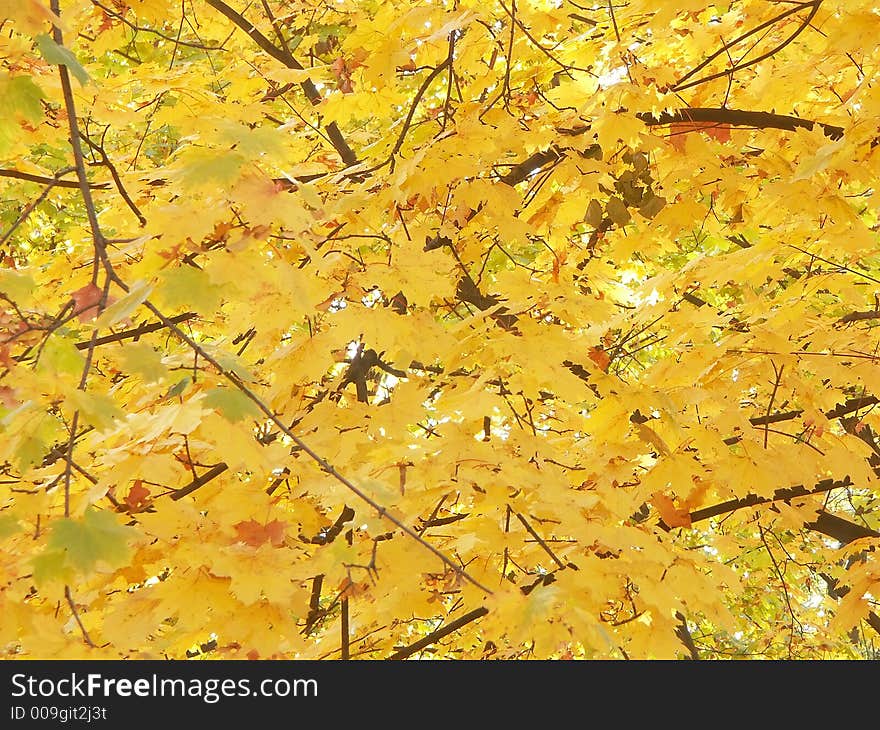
[1, 0, 880, 660]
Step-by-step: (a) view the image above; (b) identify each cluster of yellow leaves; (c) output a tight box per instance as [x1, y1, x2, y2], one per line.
[0, 0, 879, 660]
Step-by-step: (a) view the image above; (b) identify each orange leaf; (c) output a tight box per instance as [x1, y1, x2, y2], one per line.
[71, 283, 103, 322]
[651, 491, 691, 528]
[668, 121, 731, 151]
[588, 347, 610, 372]
[125, 480, 151, 512]
[233, 519, 286, 547]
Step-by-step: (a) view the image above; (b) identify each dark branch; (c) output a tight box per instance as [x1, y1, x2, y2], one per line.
[0, 168, 109, 189]
[807, 511, 879, 545]
[682, 477, 852, 526]
[74, 312, 196, 350]
[170, 462, 229, 500]
[388, 607, 489, 659]
[499, 107, 844, 187]
[205, 0, 358, 166]
[839, 310, 880, 324]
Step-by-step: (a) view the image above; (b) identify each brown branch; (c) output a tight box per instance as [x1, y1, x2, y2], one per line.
[499, 107, 844, 187]
[421, 513, 470, 528]
[671, 1, 821, 92]
[205, 0, 358, 166]
[49, 0, 114, 519]
[0, 168, 109, 189]
[125, 294, 494, 593]
[90, 0, 227, 50]
[806, 511, 879, 544]
[514, 510, 566, 570]
[640, 107, 843, 140]
[340, 591, 350, 660]
[668, 476, 878, 563]
[749, 409, 803, 427]
[74, 312, 196, 350]
[390, 59, 451, 160]
[170, 462, 228, 501]
[682, 477, 852, 527]
[0, 166, 75, 247]
[388, 607, 489, 660]
[65, 585, 96, 648]
[302, 574, 325, 635]
[839, 310, 880, 324]
[724, 394, 877, 443]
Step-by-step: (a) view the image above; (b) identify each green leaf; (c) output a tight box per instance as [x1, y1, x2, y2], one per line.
[164, 375, 192, 400]
[67, 390, 125, 431]
[10, 413, 61, 473]
[156, 266, 222, 316]
[39, 335, 85, 376]
[175, 147, 245, 189]
[46, 507, 137, 576]
[203, 387, 260, 423]
[14, 432, 46, 473]
[212, 350, 256, 383]
[32, 549, 73, 585]
[120, 341, 168, 383]
[0, 269, 36, 303]
[35, 34, 90, 86]
[0, 513, 21, 540]
[0, 74, 45, 122]
[93, 280, 153, 328]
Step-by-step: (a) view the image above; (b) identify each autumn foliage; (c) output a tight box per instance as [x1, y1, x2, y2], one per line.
[1, 0, 880, 660]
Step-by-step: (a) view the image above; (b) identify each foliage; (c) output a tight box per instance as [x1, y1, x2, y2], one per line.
[1, 0, 880, 660]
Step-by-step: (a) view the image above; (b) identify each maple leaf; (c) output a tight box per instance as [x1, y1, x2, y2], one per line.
[203, 387, 260, 423]
[587, 347, 611, 372]
[34, 507, 138, 583]
[233, 519, 286, 548]
[668, 121, 731, 151]
[125, 480, 152, 512]
[5, 0, 880, 662]
[71, 283, 103, 322]
[651, 492, 691, 528]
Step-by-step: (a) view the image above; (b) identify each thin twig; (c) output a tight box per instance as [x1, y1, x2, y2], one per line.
[65, 585, 96, 648]
[514, 510, 566, 570]
[0, 167, 75, 247]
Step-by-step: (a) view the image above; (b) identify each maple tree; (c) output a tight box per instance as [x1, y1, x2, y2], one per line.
[1, 0, 879, 661]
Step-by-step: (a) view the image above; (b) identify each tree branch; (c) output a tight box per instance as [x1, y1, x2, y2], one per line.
[205, 0, 358, 166]
[0, 168, 109, 189]
[74, 312, 196, 350]
[671, 1, 822, 92]
[674, 611, 700, 660]
[170, 462, 229, 501]
[388, 607, 489, 659]
[681, 477, 852, 527]
[499, 107, 844, 186]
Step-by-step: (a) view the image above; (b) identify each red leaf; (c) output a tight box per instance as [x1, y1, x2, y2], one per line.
[588, 347, 610, 372]
[233, 519, 286, 547]
[668, 121, 731, 151]
[0, 385, 17, 408]
[0, 344, 14, 368]
[125, 480, 151, 512]
[71, 283, 103, 322]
